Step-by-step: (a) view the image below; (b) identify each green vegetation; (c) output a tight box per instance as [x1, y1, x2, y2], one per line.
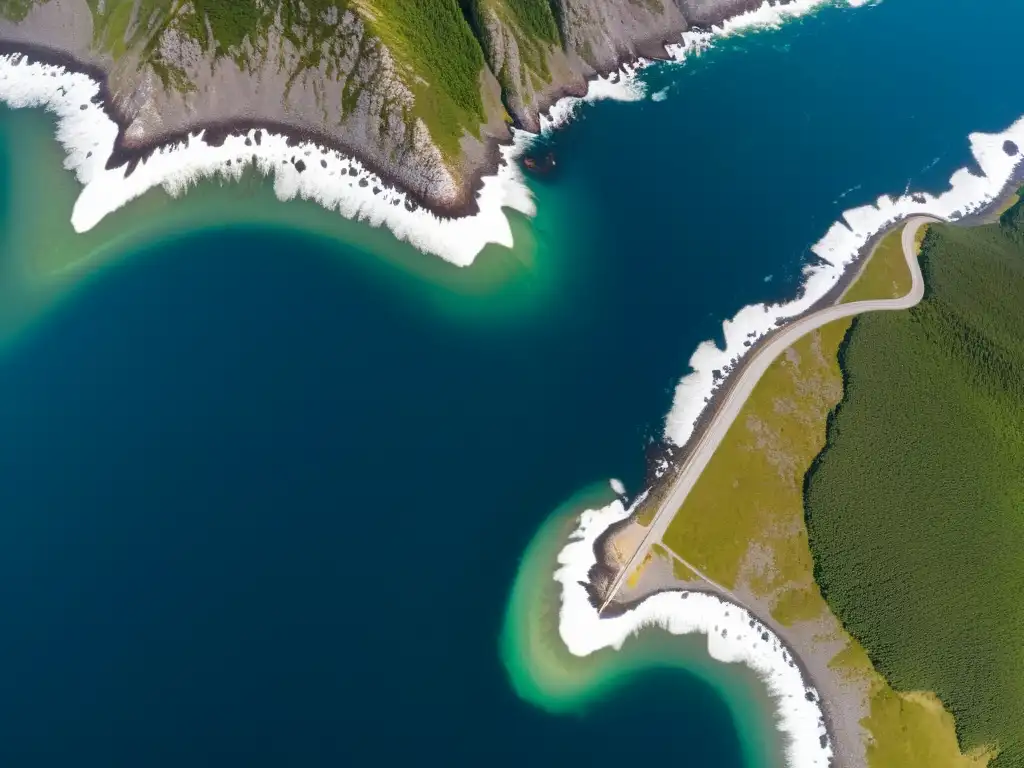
[661, 318, 851, 600]
[86, 0, 158, 61]
[670, 554, 697, 582]
[12, 0, 493, 163]
[468, 0, 562, 102]
[656, 223, 918, 584]
[650, 541, 699, 581]
[363, 0, 488, 161]
[187, 0, 274, 55]
[0, 0, 581, 164]
[0, 0, 42, 22]
[658, 220, 979, 766]
[841, 226, 915, 304]
[480, 0, 560, 47]
[806, 203, 1024, 767]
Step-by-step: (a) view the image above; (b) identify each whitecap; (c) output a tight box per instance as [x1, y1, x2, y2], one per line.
[0, 52, 536, 268]
[540, 62, 649, 134]
[0, 0, 869, 269]
[556, 490, 832, 767]
[667, 0, 844, 63]
[663, 116, 1024, 446]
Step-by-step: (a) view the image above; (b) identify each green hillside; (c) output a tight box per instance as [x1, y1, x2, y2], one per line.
[805, 202, 1024, 766]
[0, 0, 685, 166]
[467, 0, 562, 100]
[9, 0, 492, 161]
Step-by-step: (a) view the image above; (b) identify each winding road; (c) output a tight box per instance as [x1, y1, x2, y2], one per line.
[599, 216, 935, 613]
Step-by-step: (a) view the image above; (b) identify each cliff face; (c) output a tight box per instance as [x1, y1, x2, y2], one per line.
[469, 0, 687, 133]
[0, 0, 511, 207]
[555, 0, 688, 71]
[0, 0, 775, 210]
[469, 0, 579, 132]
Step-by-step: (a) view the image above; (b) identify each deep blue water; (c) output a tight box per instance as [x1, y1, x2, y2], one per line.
[0, 228, 746, 766]
[1, 0, 1023, 764]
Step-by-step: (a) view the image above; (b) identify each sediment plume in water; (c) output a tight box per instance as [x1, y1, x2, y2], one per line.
[543, 486, 832, 766]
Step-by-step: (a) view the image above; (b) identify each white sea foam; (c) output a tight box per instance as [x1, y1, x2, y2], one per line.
[666, 0, 849, 63]
[0, 52, 536, 267]
[540, 62, 648, 134]
[0, 0, 866, 269]
[662, 116, 1024, 446]
[556, 489, 831, 767]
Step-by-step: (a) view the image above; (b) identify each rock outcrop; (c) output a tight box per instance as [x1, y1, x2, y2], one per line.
[0, 0, 780, 211]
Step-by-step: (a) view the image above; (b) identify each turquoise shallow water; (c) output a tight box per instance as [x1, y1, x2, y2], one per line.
[0, 0, 1022, 765]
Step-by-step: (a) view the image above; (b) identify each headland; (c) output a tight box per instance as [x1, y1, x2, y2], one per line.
[0, 0, 859, 267]
[547, 121, 1024, 767]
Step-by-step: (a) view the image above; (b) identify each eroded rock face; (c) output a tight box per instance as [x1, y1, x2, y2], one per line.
[556, 0, 688, 70]
[473, 3, 582, 133]
[0, 0, 479, 206]
[131, 11, 461, 202]
[676, 0, 781, 27]
[0, 0, 778, 208]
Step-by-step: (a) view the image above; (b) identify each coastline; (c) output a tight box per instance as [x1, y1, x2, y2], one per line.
[0, 34, 657, 222]
[0, 39, 510, 221]
[560, 128, 1024, 766]
[0, 0, 860, 268]
[659, 150, 1023, 476]
[0, 0, 811, 216]
[0, 1, 1018, 764]
[659, 114, 1024, 452]
[557, 492, 834, 768]
[0, 49, 537, 267]
[501, 482, 790, 768]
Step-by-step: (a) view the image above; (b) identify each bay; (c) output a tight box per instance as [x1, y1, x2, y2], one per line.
[0, 0, 1021, 765]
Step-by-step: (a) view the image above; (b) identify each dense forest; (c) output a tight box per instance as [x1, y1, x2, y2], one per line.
[805, 201, 1024, 766]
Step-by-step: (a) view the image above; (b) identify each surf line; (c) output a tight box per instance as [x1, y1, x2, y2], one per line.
[0, 0, 866, 268]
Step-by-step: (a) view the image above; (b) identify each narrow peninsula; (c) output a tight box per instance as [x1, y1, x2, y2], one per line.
[590, 192, 1024, 767]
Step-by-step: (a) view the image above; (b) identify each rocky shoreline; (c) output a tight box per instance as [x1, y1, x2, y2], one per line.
[605, 129, 1024, 596]
[0, 0, 800, 222]
[589, 119, 1024, 768]
[0, 40, 497, 220]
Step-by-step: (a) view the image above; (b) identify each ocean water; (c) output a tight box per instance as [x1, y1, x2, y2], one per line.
[1, 0, 1023, 765]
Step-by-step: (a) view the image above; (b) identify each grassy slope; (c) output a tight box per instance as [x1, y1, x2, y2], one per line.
[660, 227, 912, 592]
[363, 0, 487, 161]
[840, 226, 917, 304]
[805, 205, 1024, 767]
[469, 0, 561, 101]
[38, 0, 490, 164]
[660, 226, 983, 767]
[0, 0, 39, 22]
[4, 0, 577, 165]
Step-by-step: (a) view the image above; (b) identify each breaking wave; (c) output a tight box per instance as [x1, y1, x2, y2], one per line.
[667, 0, 845, 61]
[0, 1, 866, 270]
[555, 485, 832, 767]
[662, 115, 1024, 446]
[0, 52, 536, 268]
[540, 62, 649, 134]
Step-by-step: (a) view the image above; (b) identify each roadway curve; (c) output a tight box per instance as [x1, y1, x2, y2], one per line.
[600, 215, 936, 613]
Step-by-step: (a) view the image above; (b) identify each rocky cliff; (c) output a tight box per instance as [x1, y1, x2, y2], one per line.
[0, 0, 775, 212]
